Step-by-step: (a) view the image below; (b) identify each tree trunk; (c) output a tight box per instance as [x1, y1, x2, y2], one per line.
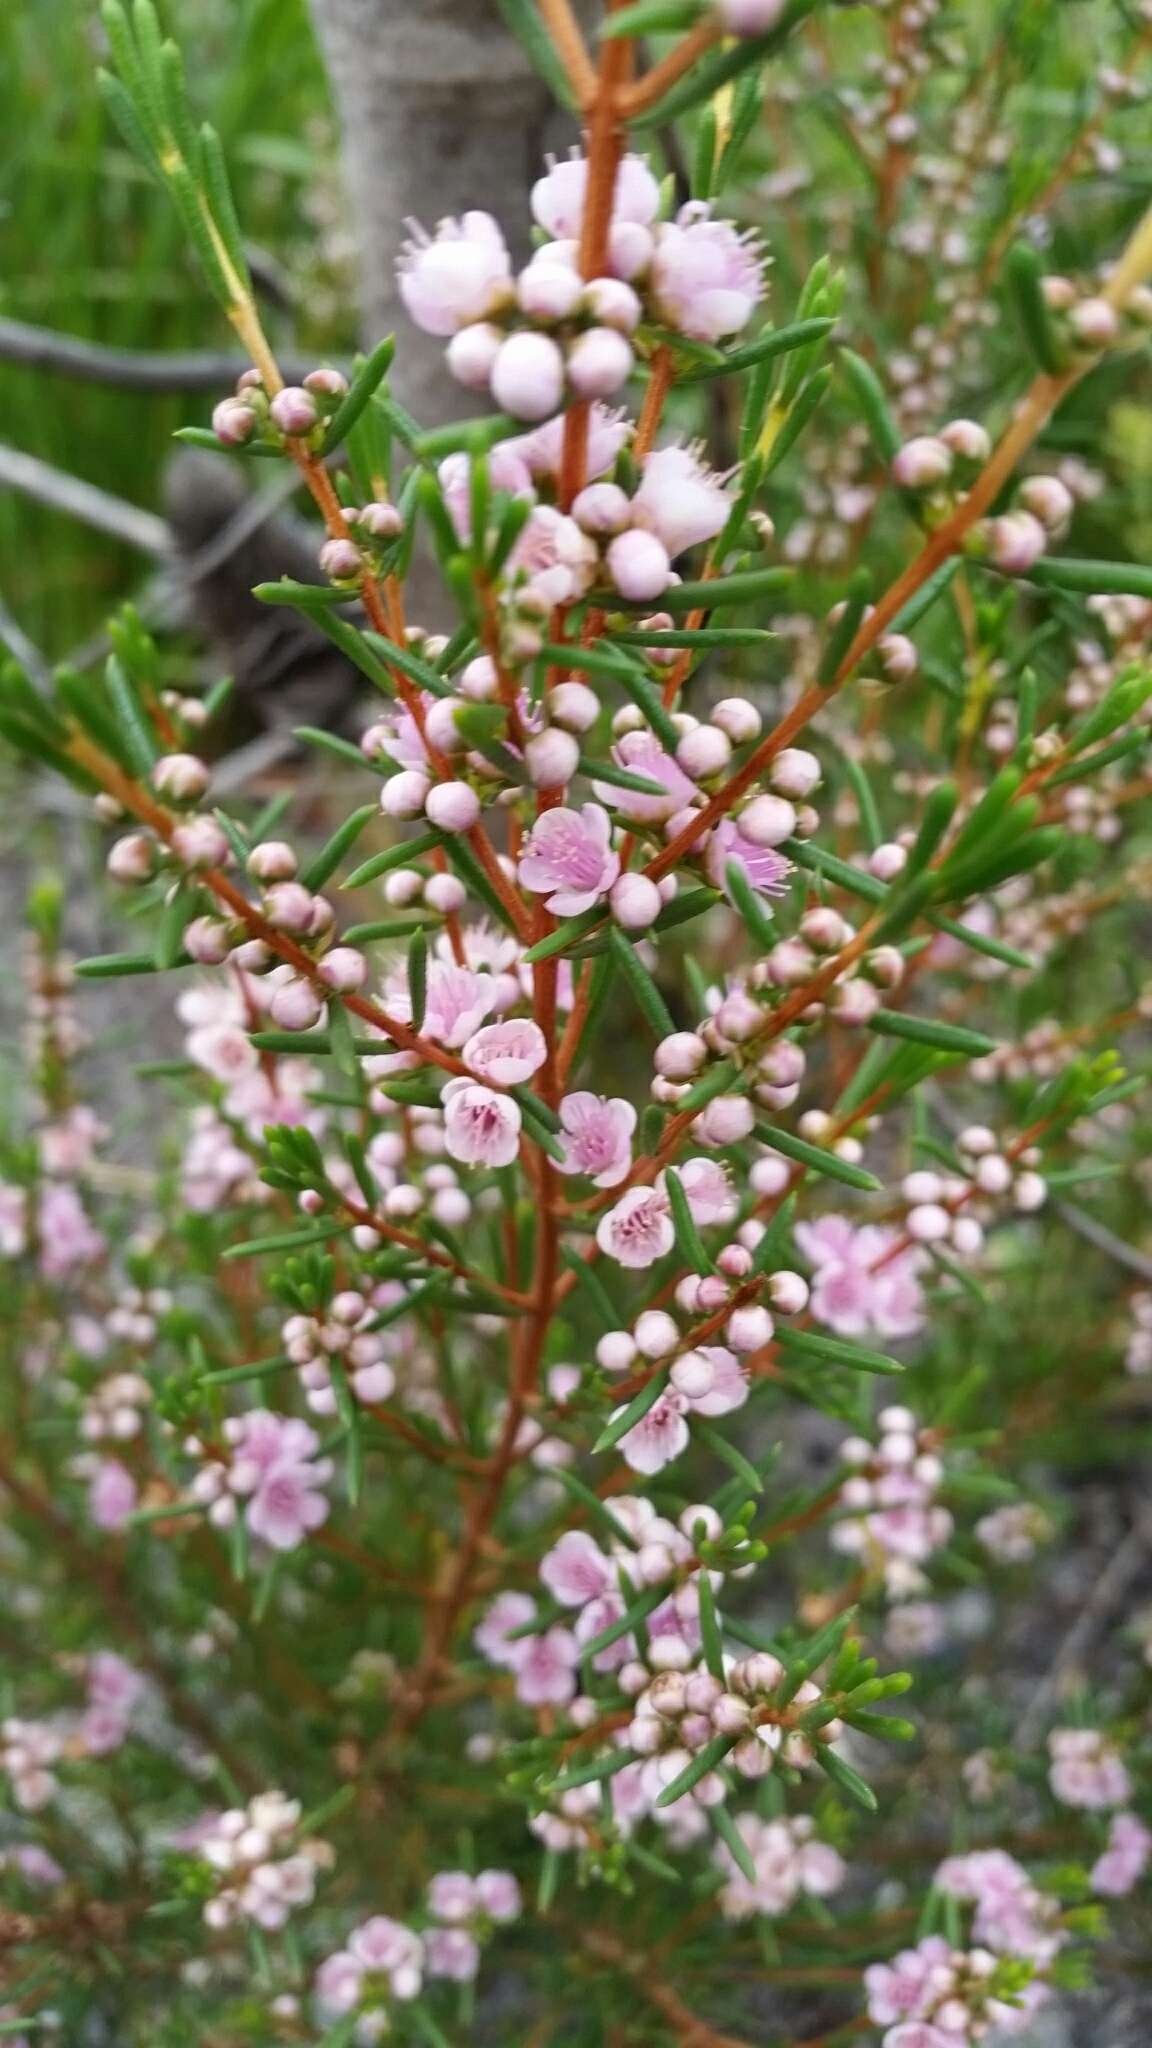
[307, 0, 566, 425]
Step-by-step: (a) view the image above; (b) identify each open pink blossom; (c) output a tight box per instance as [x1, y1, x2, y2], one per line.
[463, 1019, 547, 1086]
[1047, 1728, 1131, 1810]
[518, 804, 620, 916]
[539, 1530, 615, 1606]
[474, 1591, 537, 1665]
[672, 1157, 737, 1226]
[651, 208, 765, 343]
[616, 1387, 690, 1474]
[595, 729, 699, 825]
[508, 504, 598, 606]
[398, 211, 512, 335]
[631, 446, 733, 558]
[442, 1078, 522, 1168]
[510, 1624, 580, 1706]
[796, 1216, 926, 1340]
[688, 1346, 749, 1418]
[556, 1091, 636, 1186]
[596, 1185, 675, 1269]
[706, 818, 793, 898]
[504, 403, 632, 482]
[865, 1937, 952, 2026]
[425, 1926, 481, 1981]
[531, 151, 660, 242]
[247, 1460, 331, 1551]
[87, 1458, 138, 1531]
[38, 1184, 104, 1280]
[1090, 1811, 1152, 1896]
[439, 447, 534, 542]
[386, 959, 496, 1049]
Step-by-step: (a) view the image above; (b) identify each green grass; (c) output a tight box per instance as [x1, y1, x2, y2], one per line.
[0, 0, 342, 655]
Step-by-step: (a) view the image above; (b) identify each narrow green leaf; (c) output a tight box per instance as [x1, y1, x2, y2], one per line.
[838, 347, 900, 461]
[578, 1582, 667, 1662]
[300, 805, 378, 891]
[549, 1748, 640, 1795]
[755, 1122, 882, 1192]
[345, 831, 439, 889]
[608, 928, 676, 1037]
[666, 1169, 713, 1275]
[652, 567, 793, 614]
[694, 1420, 765, 1492]
[775, 1327, 903, 1375]
[709, 1801, 757, 1881]
[681, 317, 836, 384]
[1004, 242, 1066, 375]
[104, 654, 158, 775]
[814, 1743, 878, 1811]
[593, 1370, 667, 1456]
[869, 1010, 998, 1058]
[319, 338, 396, 457]
[724, 857, 778, 948]
[222, 1222, 345, 1261]
[655, 1734, 735, 1808]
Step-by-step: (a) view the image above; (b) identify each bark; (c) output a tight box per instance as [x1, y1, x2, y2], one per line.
[307, 0, 568, 422]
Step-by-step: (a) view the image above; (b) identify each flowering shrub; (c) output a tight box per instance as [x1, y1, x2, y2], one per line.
[0, 0, 1151, 2040]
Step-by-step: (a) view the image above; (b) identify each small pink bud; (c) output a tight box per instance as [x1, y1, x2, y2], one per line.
[523, 728, 579, 789]
[262, 882, 316, 933]
[107, 832, 156, 884]
[425, 780, 481, 833]
[319, 537, 363, 582]
[356, 500, 403, 540]
[770, 748, 821, 799]
[549, 680, 600, 732]
[634, 1309, 679, 1358]
[1069, 296, 1120, 349]
[739, 794, 796, 847]
[671, 1350, 715, 1399]
[490, 332, 565, 421]
[726, 1305, 773, 1352]
[212, 399, 257, 445]
[767, 1269, 808, 1315]
[171, 816, 231, 870]
[1018, 475, 1073, 533]
[879, 633, 918, 681]
[268, 977, 326, 1031]
[566, 327, 634, 399]
[676, 724, 731, 779]
[714, 993, 762, 1043]
[424, 873, 467, 914]
[830, 975, 880, 1024]
[892, 435, 953, 490]
[445, 322, 505, 392]
[184, 916, 232, 965]
[596, 1331, 638, 1373]
[868, 841, 907, 881]
[694, 1095, 755, 1145]
[318, 947, 368, 992]
[694, 1276, 729, 1312]
[382, 770, 433, 819]
[940, 417, 991, 463]
[571, 482, 631, 535]
[583, 277, 642, 331]
[606, 528, 672, 601]
[711, 1691, 753, 1735]
[152, 752, 210, 803]
[231, 938, 273, 974]
[269, 386, 320, 436]
[610, 871, 662, 931]
[303, 366, 349, 398]
[799, 906, 850, 952]
[247, 841, 298, 882]
[655, 1031, 707, 1079]
[517, 262, 584, 321]
[711, 697, 762, 745]
[986, 510, 1047, 575]
[717, 1243, 752, 1279]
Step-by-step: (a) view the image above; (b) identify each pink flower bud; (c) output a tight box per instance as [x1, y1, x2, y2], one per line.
[152, 752, 210, 803]
[319, 537, 363, 582]
[583, 277, 642, 331]
[739, 794, 796, 846]
[676, 724, 731, 780]
[714, 993, 762, 1043]
[940, 417, 991, 463]
[317, 947, 368, 992]
[231, 938, 272, 973]
[356, 500, 404, 540]
[262, 882, 316, 934]
[892, 435, 953, 490]
[107, 832, 156, 884]
[634, 1309, 679, 1358]
[726, 1305, 773, 1352]
[490, 332, 565, 421]
[247, 841, 298, 882]
[694, 1094, 755, 1145]
[987, 510, 1047, 575]
[718, 1243, 752, 1279]
[606, 529, 672, 601]
[424, 873, 467, 914]
[212, 399, 257, 445]
[671, 1351, 715, 1399]
[422, 700, 467, 754]
[269, 386, 319, 436]
[596, 1331, 638, 1373]
[571, 482, 631, 535]
[566, 326, 634, 399]
[549, 681, 600, 732]
[1018, 474, 1074, 532]
[800, 906, 850, 952]
[184, 915, 233, 964]
[303, 366, 348, 398]
[767, 1268, 808, 1315]
[770, 748, 821, 799]
[868, 841, 907, 881]
[268, 977, 326, 1031]
[610, 872, 662, 931]
[523, 728, 579, 789]
[170, 816, 231, 870]
[517, 259, 584, 322]
[864, 944, 904, 988]
[1069, 296, 1120, 348]
[382, 770, 433, 819]
[655, 1032, 707, 1079]
[711, 697, 762, 745]
[879, 633, 918, 681]
[445, 322, 504, 392]
[425, 781, 481, 833]
[712, 1691, 753, 1735]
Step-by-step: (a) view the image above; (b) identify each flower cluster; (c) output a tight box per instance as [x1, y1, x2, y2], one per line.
[831, 1408, 951, 1601]
[186, 1411, 333, 1552]
[195, 1791, 332, 1931]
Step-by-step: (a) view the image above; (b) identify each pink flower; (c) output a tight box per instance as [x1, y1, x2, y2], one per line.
[248, 1460, 331, 1551]
[631, 446, 733, 557]
[539, 1530, 615, 1606]
[518, 804, 620, 916]
[884, 2028, 955, 2048]
[442, 1079, 522, 1168]
[673, 1157, 737, 1227]
[511, 1625, 580, 1706]
[688, 1346, 749, 1418]
[865, 1937, 951, 2025]
[439, 447, 534, 542]
[389, 958, 497, 1049]
[398, 211, 512, 335]
[796, 1216, 926, 1341]
[86, 1458, 138, 1531]
[531, 151, 660, 241]
[706, 819, 794, 898]
[1091, 1811, 1152, 1896]
[474, 1868, 521, 1921]
[617, 1387, 690, 1474]
[596, 1185, 675, 1269]
[38, 1183, 104, 1280]
[557, 1092, 636, 1186]
[504, 404, 632, 482]
[595, 730, 699, 824]
[508, 504, 598, 605]
[651, 208, 765, 343]
[0, 1185, 27, 1256]
[474, 1591, 537, 1666]
[424, 1926, 480, 1980]
[1047, 1728, 1132, 1811]
[463, 1019, 547, 1086]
